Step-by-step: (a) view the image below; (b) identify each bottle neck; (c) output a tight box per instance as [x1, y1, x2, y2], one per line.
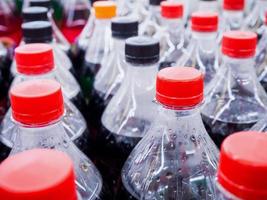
[113, 37, 126, 56]
[163, 18, 184, 46]
[13, 119, 67, 149]
[16, 70, 55, 82]
[125, 61, 158, 87]
[198, 0, 218, 11]
[223, 10, 243, 30]
[223, 55, 258, 80]
[192, 31, 217, 52]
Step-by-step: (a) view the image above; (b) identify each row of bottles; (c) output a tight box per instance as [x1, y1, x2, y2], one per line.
[2, 0, 267, 199]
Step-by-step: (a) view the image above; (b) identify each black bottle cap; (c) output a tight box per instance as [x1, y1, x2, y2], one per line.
[22, 21, 52, 43]
[125, 36, 160, 65]
[111, 17, 138, 39]
[30, 0, 51, 9]
[150, 0, 165, 6]
[23, 7, 48, 22]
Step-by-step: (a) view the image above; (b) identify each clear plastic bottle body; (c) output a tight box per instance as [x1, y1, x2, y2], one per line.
[122, 104, 219, 199]
[0, 70, 87, 150]
[94, 38, 126, 101]
[255, 26, 267, 90]
[177, 32, 219, 90]
[244, 0, 267, 36]
[93, 61, 158, 199]
[202, 56, 267, 146]
[159, 17, 185, 69]
[101, 62, 158, 140]
[139, 5, 163, 38]
[10, 119, 102, 200]
[81, 19, 113, 103]
[87, 38, 126, 130]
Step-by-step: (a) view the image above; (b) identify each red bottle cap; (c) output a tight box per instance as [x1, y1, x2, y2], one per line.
[265, 11, 267, 25]
[223, 0, 244, 11]
[222, 31, 257, 58]
[218, 131, 267, 199]
[191, 12, 218, 32]
[15, 43, 54, 75]
[10, 79, 64, 126]
[0, 149, 77, 200]
[161, 1, 183, 19]
[156, 67, 203, 108]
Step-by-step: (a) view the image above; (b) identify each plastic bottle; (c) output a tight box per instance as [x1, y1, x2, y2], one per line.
[218, 0, 245, 42]
[159, 1, 185, 69]
[88, 17, 138, 134]
[0, 43, 89, 159]
[177, 11, 219, 91]
[61, 0, 90, 44]
[27, 0, 71, 52]
[0, 0, 22, 46]
[255, 11, 267, 91]
[6, 79, 102, 199]
[216, 131, 267, 200]
[201, 31, 267, 147]
[122, 66, 219, 200]
[11, 20, 75, 78]
[0, 149, 83, 200]
[97, 36, 159, 199]
[81, 1, 116, 105]
[244, 0, 267, 37]
[139, 0, 164, 38]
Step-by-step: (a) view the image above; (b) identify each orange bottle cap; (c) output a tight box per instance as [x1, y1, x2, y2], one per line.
[93, 1, 116, 19]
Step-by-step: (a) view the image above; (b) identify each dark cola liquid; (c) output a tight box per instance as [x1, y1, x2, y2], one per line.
[93, 125, 142, 200]
[79, 62, 101, 106]
[88, 89, 112, 133]
[202, 114, 256, 147]
[72, 47, 86, 78]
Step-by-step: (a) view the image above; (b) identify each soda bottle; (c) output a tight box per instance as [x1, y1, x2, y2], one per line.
[1, 44, 89, 159]
[216, 131, 267, 200]
[6, 79, 102, 199]
[0, 149, 83, 199]
[177, 11, 219, 91]
[218, 0, 245, 42]
[0, 0, 22, 46]
[139, 0, 164, 37]
[201, 31, 267, 147]
[159, 1, 185, 69]
[244, 0, 267, 37]
[97, 36, 159, 199]
[27, 0, 71, 53]
[61, 0, 90, 44]
[81, 1, 116, 105]
[88, 16, 138, 133]
[255, 11, 267, 90]
[122, 66, 219, 199]
[11, 20, 75, 80]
